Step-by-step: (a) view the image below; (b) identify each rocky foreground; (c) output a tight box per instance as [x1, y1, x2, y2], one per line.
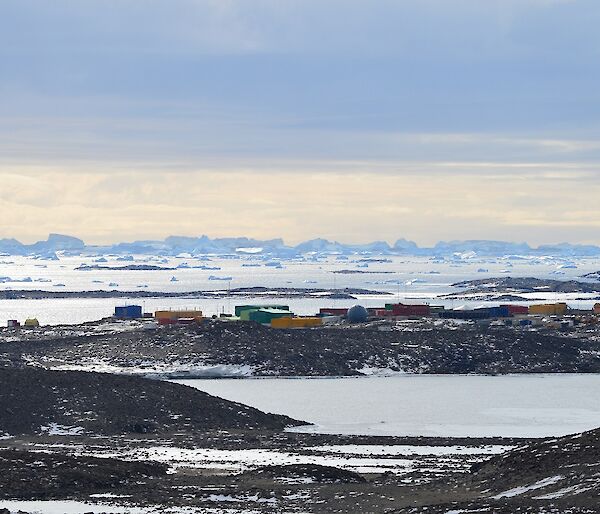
[0, 365, 519, 513]
[1, 322, 600, 512]
[1, 408, 599, 511]
[3, 318, 600, 376]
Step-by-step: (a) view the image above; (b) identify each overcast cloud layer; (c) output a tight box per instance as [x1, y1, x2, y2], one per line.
[1, 0, 599, 244]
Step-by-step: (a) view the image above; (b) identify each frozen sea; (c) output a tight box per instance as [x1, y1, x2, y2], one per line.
[1, 253, 599, 325]
[175, 374, 600, 438]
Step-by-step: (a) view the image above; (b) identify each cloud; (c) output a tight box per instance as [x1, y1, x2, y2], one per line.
[1, 163, 599, 245]
[2, 1, 599, 141]
[1, 1, 599, 244]
[2, 0, 593, 57]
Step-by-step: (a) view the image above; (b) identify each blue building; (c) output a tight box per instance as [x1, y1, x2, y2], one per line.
[114, 305, 142, 319]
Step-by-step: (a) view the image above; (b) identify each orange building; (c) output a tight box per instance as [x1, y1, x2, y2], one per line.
[271, 317, 322, 329]
[528, 303, 568, 316]
[154, 310, 203, 325]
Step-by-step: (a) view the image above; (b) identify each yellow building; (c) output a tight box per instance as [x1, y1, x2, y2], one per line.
[154, 310, 203, 321]
[24, 318, 40, 327]
[271, 317, 322, 329]
[528, 303, 568, 316]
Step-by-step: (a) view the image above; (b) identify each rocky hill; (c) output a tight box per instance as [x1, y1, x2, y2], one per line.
[0, 367, 303, 435]
[4, 320, 600, 376]
[397, 427, 600, 512]
[450, 276, 600, 295]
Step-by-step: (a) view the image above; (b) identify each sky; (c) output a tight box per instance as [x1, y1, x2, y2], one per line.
[1, 0, 599, 246]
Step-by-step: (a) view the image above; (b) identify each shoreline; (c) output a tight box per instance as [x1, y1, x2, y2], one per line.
[0, 286, 391, 300]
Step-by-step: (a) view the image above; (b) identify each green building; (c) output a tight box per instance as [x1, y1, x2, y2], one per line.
[248, 308, 293, 325]
[235, 304, 290, 317]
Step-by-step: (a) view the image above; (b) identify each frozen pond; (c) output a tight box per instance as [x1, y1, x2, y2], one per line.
[0, 500, 228, 514]
[174, 374, 600, 438]
[0, 500, 154, 513]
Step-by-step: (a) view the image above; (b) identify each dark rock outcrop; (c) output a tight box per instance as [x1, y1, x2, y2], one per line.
[0, 449, 166, 499]
[251, 463, 367, 484]
[0, 367, 304, 435]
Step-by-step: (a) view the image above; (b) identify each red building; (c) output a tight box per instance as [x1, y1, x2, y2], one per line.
[388, 303, 431, 317]
[502, 304, 529, 316]
[319, 308, 349, 317]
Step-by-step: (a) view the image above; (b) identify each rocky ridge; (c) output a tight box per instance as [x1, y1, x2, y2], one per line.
[0, 367, 303, 436]
[3, 319, 600, 376]
[450, 276, 600, 295]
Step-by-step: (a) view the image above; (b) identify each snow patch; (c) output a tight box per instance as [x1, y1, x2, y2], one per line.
[49, 360, 254, 378]
[534, 484, 593, 499]
[39, 423, 85, 436]
[492, 475, 563, 499]
[357, 365, 405, 377]
[309, 444, 512, 457]
[207, 494, 276, 505]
